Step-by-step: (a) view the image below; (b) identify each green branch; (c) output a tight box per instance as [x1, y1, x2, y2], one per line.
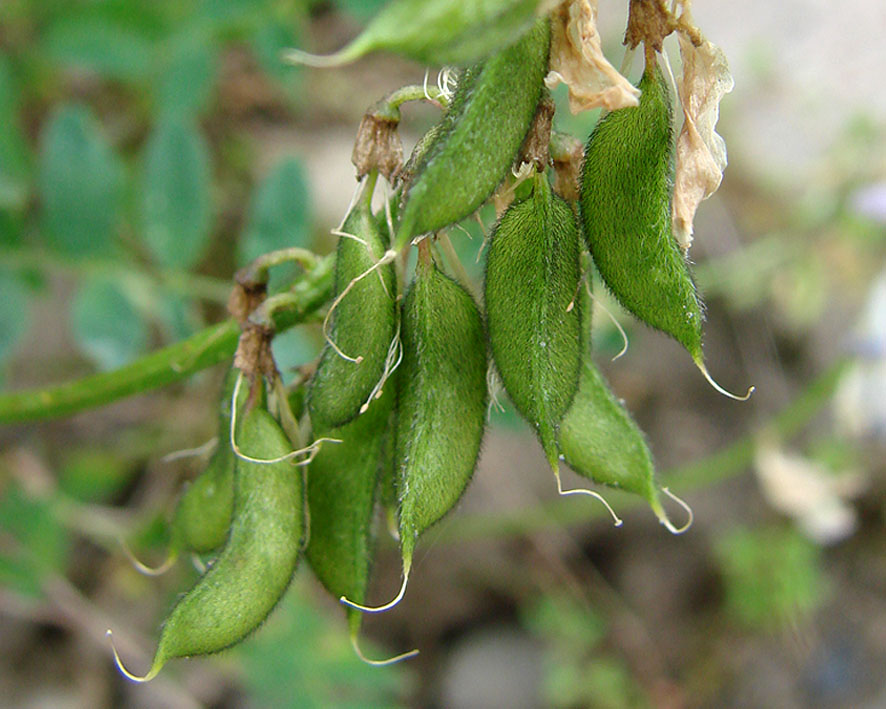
[437, 358, 851, 544]
[0, 255, 335, 424]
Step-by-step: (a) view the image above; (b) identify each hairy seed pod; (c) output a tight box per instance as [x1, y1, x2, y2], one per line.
[559, 359, 660, 504]
[377, 401, 399, 516]
[126, 407, 302, 680]
[485, 171, 581, 469]
[308, 192, 397, 428]
[172, 369, 242, 554]
[580, 65, 704, 362]
[559, 284, 685, 531]
[396, 256, 487, 573]
[306, 385, 393, 637]
[395, 19, 550, 249]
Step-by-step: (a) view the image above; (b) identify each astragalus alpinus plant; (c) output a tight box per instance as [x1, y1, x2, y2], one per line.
[5, 0, 754, 677]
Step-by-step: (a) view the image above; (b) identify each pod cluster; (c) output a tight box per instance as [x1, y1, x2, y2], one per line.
[116, 22, 745, 678]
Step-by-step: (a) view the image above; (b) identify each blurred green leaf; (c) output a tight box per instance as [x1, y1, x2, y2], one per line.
[198, 0, 267, 33]
[70, 277, 149, 370]
[240, 157, 311, 265]
[714, 525, 827, 631]
[237, 577, 407, 708]
[0, 57, 30, 211]
[58, 447, 135, 504]
[522, 594, 607, 658]
[42, 16, 155, 82]
[524, 593, 648, 709]
[0, 210, 24, 249]
[155, 292, 202, 343]
[0, 269, 30, 364]
[251, 17, 304, 97]
[543, 656, 647, 709]
[0, 484, 68, 598]
[141, 116, 212, 269]
[337, 0, 389, 22]
[39, 104, 123, 257]
[155, 32, 217, 119]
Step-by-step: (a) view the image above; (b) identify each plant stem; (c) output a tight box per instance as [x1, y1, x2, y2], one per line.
[0, 255, 335, 424]
[436, 358, 851, 544]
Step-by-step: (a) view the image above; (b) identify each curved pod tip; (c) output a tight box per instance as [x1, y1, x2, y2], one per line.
[106, 629, 160, 683]
[554, 469, 624, 527]
[650, 487, 694, 535]
[340, 571, 409, 614]
[350, 633, 419, 667]
[120, 537, 178, 577]
[693, 355, 755, 401]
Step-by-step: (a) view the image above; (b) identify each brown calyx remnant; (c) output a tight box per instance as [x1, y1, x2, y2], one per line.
[229, 269, 275, 410]
[234, 323, 277, 409]
[352, 106, 404, 182]
[624, 0, 676, 61]
[519, 94, 556, 172]
[227, 274, 267, 326]
[550, 131, 584, 203]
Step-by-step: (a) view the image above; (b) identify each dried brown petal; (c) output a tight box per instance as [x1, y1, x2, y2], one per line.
[351, 111, 403, 182]
[546, 0, 640, 114]
[672, 31, 733, 250]
[518, 93, 556, 171]
[623, 0, 674, 52]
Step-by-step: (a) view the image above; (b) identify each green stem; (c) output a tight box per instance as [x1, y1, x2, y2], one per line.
[0, 247, 232, 305]
[0, 255, 335, 424]
[371, 85, 447, 121]
[436, 358, 852, 544]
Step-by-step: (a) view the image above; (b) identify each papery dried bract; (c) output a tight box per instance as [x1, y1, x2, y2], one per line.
[672, 32, 733, 250]
[545, 0, 640, 113]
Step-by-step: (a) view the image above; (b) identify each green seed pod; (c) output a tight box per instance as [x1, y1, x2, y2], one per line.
[172, 369, 242, 555]
[286, 0, 543, 68]
[173, 448, 233, 555]
[376, 399, 399, 518]
[559, 361, 659, 507]
[395, 19, 550, 250]
[308, 190, 397, 428]
[113, 407, 303, 681]
[485, 171, 582, 469]
[559, 285, 689, 533]
[305, 385, 393, 638]
[396, 255, 487, 575]
[579, 65, 704, 361]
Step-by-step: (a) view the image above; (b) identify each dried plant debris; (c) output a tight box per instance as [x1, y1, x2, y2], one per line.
[546, 0, 640, 113]
[754, 442, 866, 545]
[671, 28, 733, 251]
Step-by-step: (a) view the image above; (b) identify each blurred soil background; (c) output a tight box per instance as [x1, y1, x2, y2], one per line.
[2, 1, 886, 707]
